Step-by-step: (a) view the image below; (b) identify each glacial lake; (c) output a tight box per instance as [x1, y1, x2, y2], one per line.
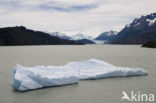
[0, 45, 156, 103]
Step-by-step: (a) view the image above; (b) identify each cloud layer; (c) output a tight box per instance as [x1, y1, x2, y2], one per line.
[0, 0, 156, 36]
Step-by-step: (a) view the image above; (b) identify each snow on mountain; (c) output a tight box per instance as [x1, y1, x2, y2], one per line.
[50, 32, 94, 41]
[12, 59, 148, 91]
[103, 30, 118, 36]
[71, 34, 94, 40]
[50, 32, 72, 40]
[124, 13, 156, 29]
[95, 30, 118, 41]
[146, 18, 156, 26]
[112, 13, 156, 44]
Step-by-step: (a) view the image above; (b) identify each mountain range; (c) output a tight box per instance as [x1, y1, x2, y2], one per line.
[71, 34, 94, 40]
[50, 32, 94, 40]
[50, 32, 72, 40]
[112, 13, 156, 44]
[0, 12, 156, 46]
[0, 26, 81, 46]
[94, 31, 117, 43]
[50, 32, 95, 44]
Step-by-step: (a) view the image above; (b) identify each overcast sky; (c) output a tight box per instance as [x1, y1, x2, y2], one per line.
[0, 0, 156, 37]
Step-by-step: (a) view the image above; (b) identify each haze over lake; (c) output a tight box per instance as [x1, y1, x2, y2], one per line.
[0, 45, 156, 103]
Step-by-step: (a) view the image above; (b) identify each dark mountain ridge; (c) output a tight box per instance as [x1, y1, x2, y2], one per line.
[112, 13, 156, 44]
[0, 26, 82, 46]
[75, 39, 95, 44]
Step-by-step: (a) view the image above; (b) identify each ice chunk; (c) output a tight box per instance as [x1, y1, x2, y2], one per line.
[12, 65, 79, 91]
[65, 59, 148, 79]
[12, 59, 148, 91]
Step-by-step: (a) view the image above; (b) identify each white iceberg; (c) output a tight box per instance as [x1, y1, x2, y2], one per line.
[12, 65, 78, 91]
[64, 59, 148, 79]
[12, 59, 148, 91]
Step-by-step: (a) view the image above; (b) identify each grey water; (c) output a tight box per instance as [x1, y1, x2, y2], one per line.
[0, 45, 156, 103]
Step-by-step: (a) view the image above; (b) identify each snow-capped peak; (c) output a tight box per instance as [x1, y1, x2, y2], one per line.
[50, 32, 72, 40]
[94, 30, 118, 41]
[101, 31, 118, 36]
[50, 32, 66, 36]
[124, 13, 156, 29]
[50, 32, 94, 40]
[71, 34, 94, 40]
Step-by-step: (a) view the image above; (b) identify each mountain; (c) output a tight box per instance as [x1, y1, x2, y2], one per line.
[112, 13, 156, 44]
[71, 34, 94, 40]
[0, 26, 82, 46]
[50, 32, 95, 44]
[50, 32, 94, 40]
[75, 39, 95, 44]
[142, 41, 156, 48]
[50, 32, 72, 40]
[95, 31, 118, 41]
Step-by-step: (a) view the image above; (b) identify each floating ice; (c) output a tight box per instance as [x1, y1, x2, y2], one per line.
[64, 59, 148, 79]
[12, 65, 78, 91]
[12, 59, 148, 91]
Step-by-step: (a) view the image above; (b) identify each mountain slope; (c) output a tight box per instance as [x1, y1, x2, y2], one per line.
[75, 39, 95, 44]
[0, 26, 82, 46]
[95, 31, 117, 41]
[112, 13, 156, 44]
[50, 32, 95, 44]
[71, 34, 94, 40]
[50, 32, 72, 40]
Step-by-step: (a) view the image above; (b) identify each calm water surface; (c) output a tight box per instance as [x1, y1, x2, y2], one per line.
[0, 45, 156, 103]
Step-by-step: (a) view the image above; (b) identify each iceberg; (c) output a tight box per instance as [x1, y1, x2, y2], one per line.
[64, 59, 148, 79]
[12, 59, 148, 91]
[12, 65, 78, 91]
